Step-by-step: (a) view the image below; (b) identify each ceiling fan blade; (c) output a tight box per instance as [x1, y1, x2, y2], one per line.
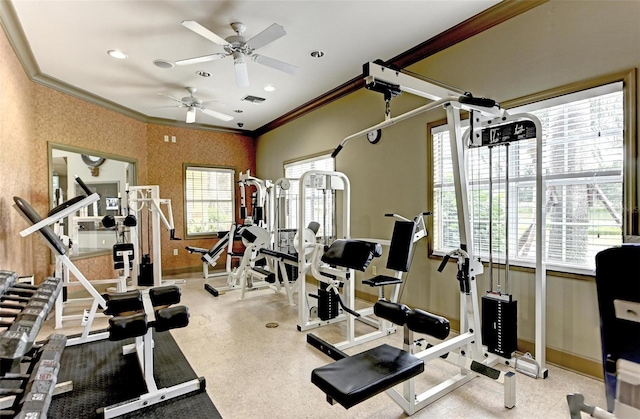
[181, 20, 230, 46]
[146, 105, 182, 110]
[234, 60, 249, 88]
[175, 53, 226, 66]
[186, 107, 197, 123]
[158, 93, 186, 105]
[200, 107, 234, 122]
[246, 23, 286, 51]
[253, 54, 300, 75]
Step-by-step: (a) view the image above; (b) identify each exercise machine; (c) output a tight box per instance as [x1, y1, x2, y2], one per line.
[127, 185, 181, 287]
[12, 196, 205, 416]
[567, 245, 640, 419]
[335, 60, 547, 376]
[307, 210, 430, 356]
[311, 251, 516, 414]
[97, 286, 205, 418]
[310, 61, 549, 414]
[13, 189, 111, 345]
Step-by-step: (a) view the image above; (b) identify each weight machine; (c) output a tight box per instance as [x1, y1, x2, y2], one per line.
[296, 169, 430, 354]
[14, 177, 113, 345]
[310, 61, 548, 415]
[200, 171, 302, 304]
[126, 185, 181, 287]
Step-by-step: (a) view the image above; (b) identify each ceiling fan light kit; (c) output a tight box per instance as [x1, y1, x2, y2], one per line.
[176, 20, 300, 88]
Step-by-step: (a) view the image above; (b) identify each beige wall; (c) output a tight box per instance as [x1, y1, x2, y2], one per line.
[256, 0, 640, 371]
[0, 27, 253, 282]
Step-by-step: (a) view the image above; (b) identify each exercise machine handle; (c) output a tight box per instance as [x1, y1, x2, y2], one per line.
[331, 145, 343, 158]
[437, 254, 450, 272]
[74, 176, 93, 196]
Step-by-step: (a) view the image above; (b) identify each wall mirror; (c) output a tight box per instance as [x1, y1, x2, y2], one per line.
[48, 142, 138, 259]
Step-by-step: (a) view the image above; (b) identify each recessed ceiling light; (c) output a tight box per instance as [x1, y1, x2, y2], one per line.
[233, 109, 244, 113]
[309, 50, 325, 58]
[196, 70, 211, 77]
[264, 85, 276, 92]
[107, 49, 128, 59]
[153, 59, 174, 69]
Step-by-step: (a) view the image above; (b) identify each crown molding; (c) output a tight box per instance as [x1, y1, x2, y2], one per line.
[1, 0, 547, 138]
[254, 0, 548, 136]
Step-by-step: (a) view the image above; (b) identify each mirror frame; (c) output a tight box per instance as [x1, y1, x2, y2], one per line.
[48, 142, 138, 260]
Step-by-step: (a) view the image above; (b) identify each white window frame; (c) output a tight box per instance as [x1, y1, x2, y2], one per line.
[430, 75, 634, 275]
[184, 165, 235, 238]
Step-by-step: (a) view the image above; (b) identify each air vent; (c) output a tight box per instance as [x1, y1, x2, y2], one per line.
[241, 95, 266, 104]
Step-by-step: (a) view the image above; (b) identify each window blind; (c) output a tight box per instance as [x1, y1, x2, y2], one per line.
[433, 85, 623, 272]
[185, 166, 235, 235]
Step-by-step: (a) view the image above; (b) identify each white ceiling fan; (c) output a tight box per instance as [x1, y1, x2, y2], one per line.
[157, 87, 234, 123]
[176, 21, 300, 87]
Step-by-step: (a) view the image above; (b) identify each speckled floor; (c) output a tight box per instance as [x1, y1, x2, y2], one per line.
[37, 272, 606, 418]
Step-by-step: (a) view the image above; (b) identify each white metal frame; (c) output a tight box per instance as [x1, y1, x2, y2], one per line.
[127, 185, 177, 287]
[386, 248, 516, 414]
[297, 170, 404, 351]
[336, 61, 548, 378]
[15, 193, 115, 345]
[98, 291, 204, 418]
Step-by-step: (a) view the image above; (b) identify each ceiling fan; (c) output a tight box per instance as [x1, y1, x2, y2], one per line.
[157, 87, 234, 123]
[176, 21, 300, 87]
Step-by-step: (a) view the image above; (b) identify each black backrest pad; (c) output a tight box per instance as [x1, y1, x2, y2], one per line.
[406, 309, 450, 340]
[387, 221, 416, 272]
[321, 239, 383, 271]
[373, 299, 410, 326]
[13, 196, 67, 256]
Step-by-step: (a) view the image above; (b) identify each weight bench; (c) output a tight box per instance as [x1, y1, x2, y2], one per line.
[185, 230, 231, 279]
[311, 299, 449, 410]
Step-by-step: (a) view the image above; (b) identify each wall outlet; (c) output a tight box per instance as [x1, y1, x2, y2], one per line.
[173, 249, 178, 256]
[171, 135, 176, 143]
[372, 265, 377, 275]
[164, 135, 169, 142]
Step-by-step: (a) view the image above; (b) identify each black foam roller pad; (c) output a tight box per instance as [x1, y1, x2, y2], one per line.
[406, 309, 450, 340]
[108, 313, 148, 341]
[154, 306, 189, 332]
[149, 285, 182, 307]
[103, 290, 143, 316]
[373, 300, 409, 326]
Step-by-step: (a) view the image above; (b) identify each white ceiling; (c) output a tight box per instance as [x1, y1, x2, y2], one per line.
[6, 0, 501, 132]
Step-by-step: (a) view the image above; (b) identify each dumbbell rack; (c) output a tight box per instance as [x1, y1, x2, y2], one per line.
[0, 270, 72, 418]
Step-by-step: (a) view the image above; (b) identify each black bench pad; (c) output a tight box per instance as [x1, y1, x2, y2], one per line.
[311, 343, 424, 409]
[362, 275, 403, 287]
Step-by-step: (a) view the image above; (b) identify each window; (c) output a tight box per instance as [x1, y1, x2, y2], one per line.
[184, 166, 235, 237]
[283, 154, 335, 240]
[431, 80, 630, 273]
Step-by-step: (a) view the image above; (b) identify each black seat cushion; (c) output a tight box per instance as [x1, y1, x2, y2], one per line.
[362, 275, 403, 287]
[321, 239, 383, 271]
[311, 344, 424, 409]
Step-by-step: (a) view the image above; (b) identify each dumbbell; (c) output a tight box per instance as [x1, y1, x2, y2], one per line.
[0, 280, 62, 331]
[0, 280, 62, 317]
[0, 282, 63, 361]
[16, 335, 66, 419]
[0, 271, 18, 297]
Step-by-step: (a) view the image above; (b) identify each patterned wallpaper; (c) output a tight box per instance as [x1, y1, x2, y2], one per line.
[0, 22, 35, 277]
[146, 124, 255, 273]
[0, 27, 254, 282]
